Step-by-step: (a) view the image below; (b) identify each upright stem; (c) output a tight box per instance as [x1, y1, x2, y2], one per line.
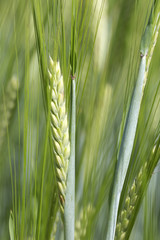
[106, 55, 146, 240]
[64, 78, 76, 240]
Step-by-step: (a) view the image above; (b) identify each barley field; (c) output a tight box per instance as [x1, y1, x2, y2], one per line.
[0, 0, 160, 240]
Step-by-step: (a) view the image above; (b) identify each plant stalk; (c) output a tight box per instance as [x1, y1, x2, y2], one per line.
[106, 55, 146, 240]
[64, 78, 76, 240]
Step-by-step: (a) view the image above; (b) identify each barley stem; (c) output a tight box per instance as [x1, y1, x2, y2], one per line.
[106, 54, 146, 240]
[106, 5, 160, 239]
[64, 78, 76, 240]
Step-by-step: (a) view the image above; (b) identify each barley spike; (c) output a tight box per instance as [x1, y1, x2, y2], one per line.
[115, 162, 147, 240]
[75, 204, 94, 240]
[0, 76, 19, 149]
[48, 57, 70, 215]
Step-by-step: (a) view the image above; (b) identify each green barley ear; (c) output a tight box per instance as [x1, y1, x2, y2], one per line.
[0, 76, 19, 149]
[115, 133, 160, 240]
[115, 162, 148, 240]
[75, 204, 95, 240]
[48, 56, 70, 215]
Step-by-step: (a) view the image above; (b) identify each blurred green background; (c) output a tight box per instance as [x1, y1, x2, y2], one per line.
[0, 0, 160, 239]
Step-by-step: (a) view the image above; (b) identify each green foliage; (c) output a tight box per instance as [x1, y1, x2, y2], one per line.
[0, 0, 160, 240]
